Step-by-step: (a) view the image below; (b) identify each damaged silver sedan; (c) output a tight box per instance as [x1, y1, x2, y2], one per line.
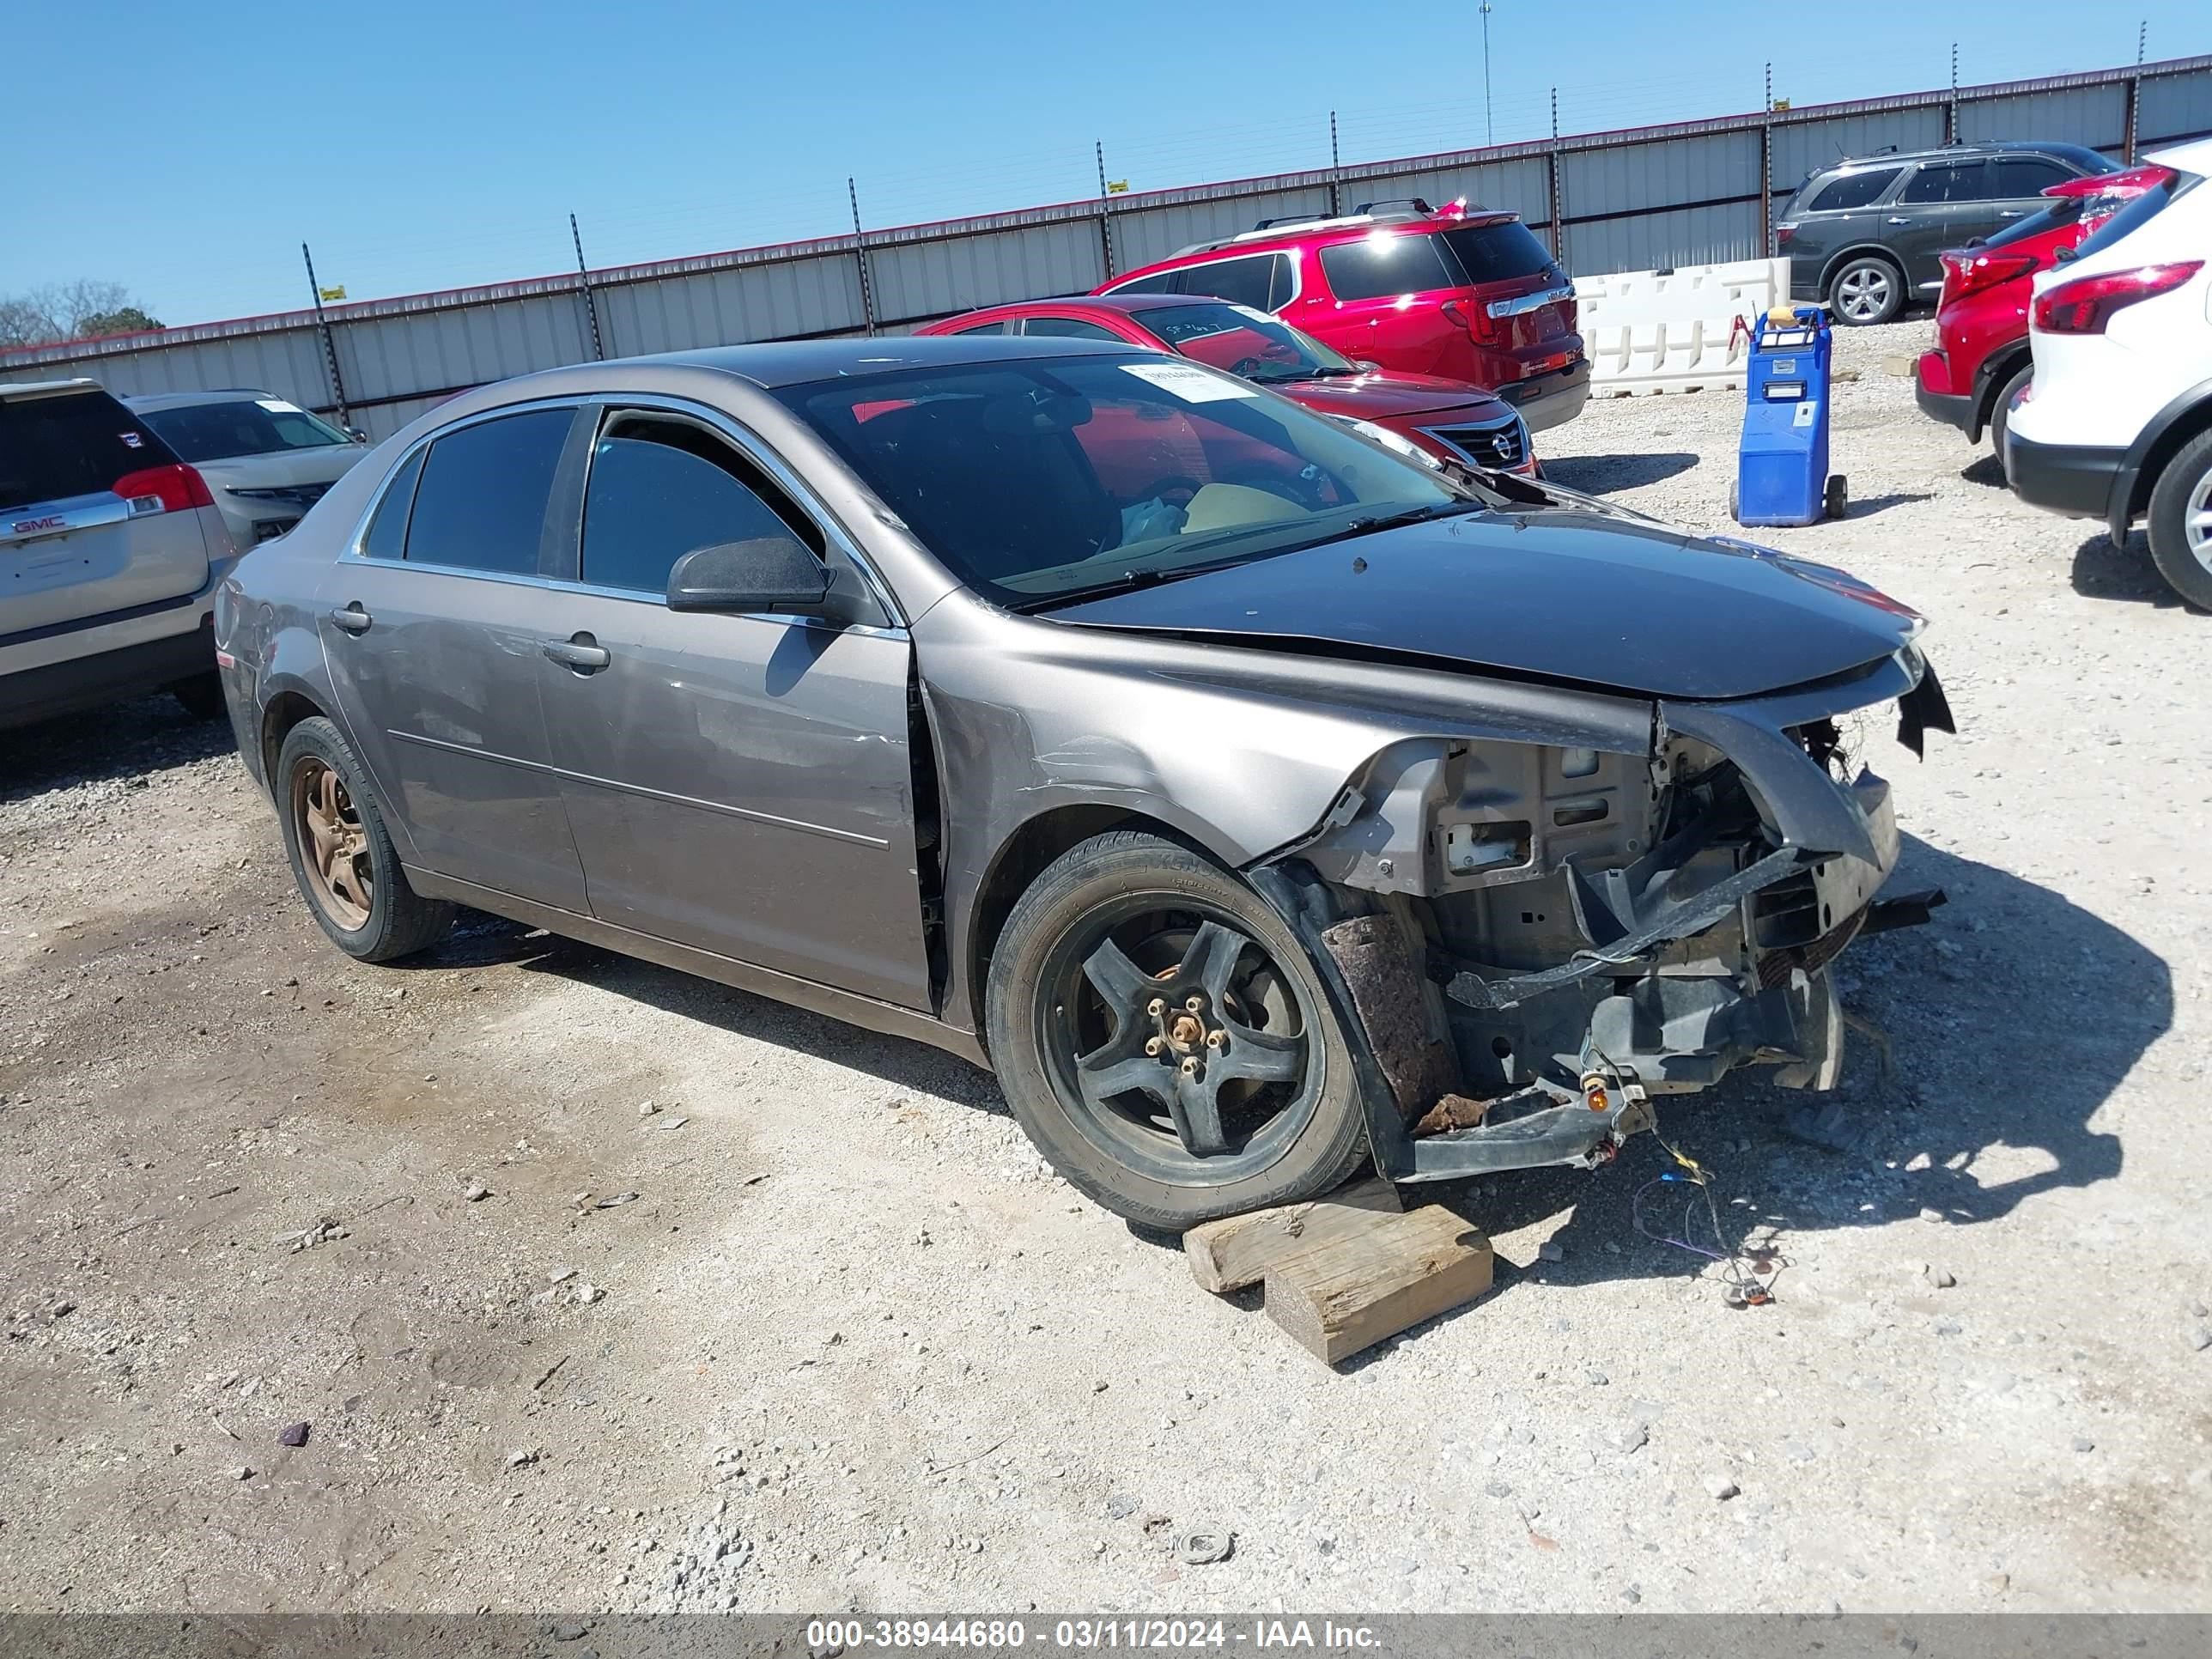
[214, 337, 1952, 1228]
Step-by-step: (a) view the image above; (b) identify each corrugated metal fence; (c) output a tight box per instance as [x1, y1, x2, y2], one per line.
[8, 55, 2210, 441]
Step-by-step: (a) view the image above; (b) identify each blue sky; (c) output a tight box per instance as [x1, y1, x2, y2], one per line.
[8, 0, 2202, 326]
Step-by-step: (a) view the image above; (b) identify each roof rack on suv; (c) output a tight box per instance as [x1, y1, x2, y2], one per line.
[1172, 198, 1470, 258]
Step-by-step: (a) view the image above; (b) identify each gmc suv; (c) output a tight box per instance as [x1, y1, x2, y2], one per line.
[1, 379, 240, 730]
[1095, 198, 1589, 433]
[1778, 141, 2118, 325]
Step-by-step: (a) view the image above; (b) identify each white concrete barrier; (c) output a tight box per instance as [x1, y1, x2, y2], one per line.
[1572, 257, 1792, 397]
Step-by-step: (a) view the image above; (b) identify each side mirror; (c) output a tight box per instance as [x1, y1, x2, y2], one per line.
[2053, 244, 2078, 264]
[666, 536, 832, 615]
[347, 427, 369, 443]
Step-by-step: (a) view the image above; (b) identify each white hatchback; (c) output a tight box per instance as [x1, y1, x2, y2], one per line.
[2007, 137, 2212, 606]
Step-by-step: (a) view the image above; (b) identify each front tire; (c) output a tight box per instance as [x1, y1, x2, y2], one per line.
[1829, 256, 1903, 326]
[276, 716, 454, 963]
[2145, 429, 2212, 611]
[1988, 362, 2032, 460]
[984, 830, 1370, 1228]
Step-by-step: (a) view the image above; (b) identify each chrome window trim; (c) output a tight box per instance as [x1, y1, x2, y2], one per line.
[1102, 248, 1303, 314]
[340, 392, 908, 631]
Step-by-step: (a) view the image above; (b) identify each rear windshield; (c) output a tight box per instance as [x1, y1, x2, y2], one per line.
[1143, 302, 1357, 384]
[0, 388, 181, 512]
[2071, 170, 2197, 262]
[1437, 222, 1558, 284]
[136, 396, 352, 463]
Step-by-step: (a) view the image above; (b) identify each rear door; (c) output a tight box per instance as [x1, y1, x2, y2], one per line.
[1, 385, 214, 634]
[316, 404, 592, 912]
[529, 404, 933, 1010]
[1310, 229, 1468, 375]
[1975, 154, 2084, 243]
[1891, 160, 1994, 294]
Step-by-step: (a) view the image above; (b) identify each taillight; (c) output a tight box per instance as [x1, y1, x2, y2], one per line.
[1776, 223, 1796, 248]
[2033, 261, 2203, 334]
[1948, 249, 2040, 301]
[112, 463, 215, 514]
[1440, 297, 1492, 343]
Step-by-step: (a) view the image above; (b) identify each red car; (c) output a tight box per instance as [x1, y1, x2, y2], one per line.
[1914, 164, 2170, 454]
[1090, 198, 1589, 434]
[916, 294, 1540, 475]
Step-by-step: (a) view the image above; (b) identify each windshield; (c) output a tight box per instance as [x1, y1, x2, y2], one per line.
[778, 355, 1467, 609]
[1143, 302, 1358, 384]
[135, 396, 352, 462]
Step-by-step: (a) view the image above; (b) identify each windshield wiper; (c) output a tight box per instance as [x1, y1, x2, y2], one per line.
[1330, 499, 1491, 541]
[1008, 565, 1212, 613]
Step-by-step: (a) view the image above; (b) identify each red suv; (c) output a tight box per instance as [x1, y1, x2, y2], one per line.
[1093, 198, 1589, 434]
[1914, 164, 2170, 456]
[915, 295, 1538, 475]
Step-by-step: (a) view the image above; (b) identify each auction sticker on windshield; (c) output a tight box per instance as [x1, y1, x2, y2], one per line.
[1121, 362, 1258, 402]
[256, 398, 304, 413]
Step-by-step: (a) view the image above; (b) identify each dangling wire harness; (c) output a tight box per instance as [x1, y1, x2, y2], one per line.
[1632, 1129, 1783, 1309]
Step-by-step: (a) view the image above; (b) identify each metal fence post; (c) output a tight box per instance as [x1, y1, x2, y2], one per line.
[848, 178, 877, 337]
[1328, 111, 1342, 216]
[1545, 89, 1565, 264]
[1946, 44, 1960, 143]
[1760, 63, 1775, 257]
[1096, 141, 1116, 280]
[570, 213, 606, 361]
[301, 242, 350, 428]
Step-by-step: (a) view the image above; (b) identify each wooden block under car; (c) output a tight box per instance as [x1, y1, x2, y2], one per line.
[1263, 1205, 1493, 1365]
[1182, 1176, 1403, 1295]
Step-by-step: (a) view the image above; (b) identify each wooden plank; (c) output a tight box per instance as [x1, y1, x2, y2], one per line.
[1263, 1206, 1493, 1365]
[1182, 1176, 1402, 1295]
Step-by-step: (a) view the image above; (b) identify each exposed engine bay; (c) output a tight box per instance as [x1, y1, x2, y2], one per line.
[1256, 647, 1956, 1184]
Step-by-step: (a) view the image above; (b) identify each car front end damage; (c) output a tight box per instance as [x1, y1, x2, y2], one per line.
[1249, 647, 1955, 1185]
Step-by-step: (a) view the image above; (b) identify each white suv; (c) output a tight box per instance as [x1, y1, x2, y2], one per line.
[2007, 138, 2212, 606]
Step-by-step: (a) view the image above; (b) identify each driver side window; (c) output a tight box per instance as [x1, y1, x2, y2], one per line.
[580, 413, 822, 595]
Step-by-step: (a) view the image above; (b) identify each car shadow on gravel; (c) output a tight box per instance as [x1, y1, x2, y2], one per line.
[1541, 452, 1698, 495]
[1960, 453, 2007, 489]
[0, 697, 236, 804]
[2070, 531, 2202, 610]
[1841, 491, 1933, 519]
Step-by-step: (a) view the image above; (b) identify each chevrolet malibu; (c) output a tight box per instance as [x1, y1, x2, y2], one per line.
[215, 337, 1953, 1228]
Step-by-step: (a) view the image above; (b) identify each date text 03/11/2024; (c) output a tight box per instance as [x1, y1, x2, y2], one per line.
[805, 1619, 1383, 1650]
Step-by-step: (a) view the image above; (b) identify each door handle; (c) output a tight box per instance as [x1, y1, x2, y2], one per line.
[542, 633, 611, 672]
[1885, 216, 1911, 225]
[1998, 210, 2024, 218]
[327, 604, 372, 634]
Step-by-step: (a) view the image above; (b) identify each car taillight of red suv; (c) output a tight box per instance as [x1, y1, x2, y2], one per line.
[1094, 197, 1592, 434]
[1912, 164, 2171, 453]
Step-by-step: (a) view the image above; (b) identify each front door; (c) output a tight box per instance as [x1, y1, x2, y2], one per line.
[530, 405, 933, 1011]
[1890, 159, 1992, 295]
[318, 407, 590, 912]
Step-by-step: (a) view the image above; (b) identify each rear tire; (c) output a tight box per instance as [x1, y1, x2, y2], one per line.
[984, 830, 1370, 1228]
[1828, 256, 1904, 326]
[2145, 429, 2212, 612]
[169, 672, 226, 720]
[1988, 362, 2033, 461]
[276, 716, 454, 963]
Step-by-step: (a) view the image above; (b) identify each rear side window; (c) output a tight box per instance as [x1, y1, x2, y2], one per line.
[403, 408, 573, 574]
[1170, 254, 1282, 311]
[1901, 161, 1990, 204]
[580, 414, 820, 596]
[1806, 168, 1900, 212]
[1109, 271, 1178, 295]
[1022, 316, 1123, 340]
[948, 320, 1009, 336]
[0, 388, 181, 512]
[361, 448, 426, 561]
[1995, 156, 2075, 198]
[1320, 233, 1460, 300]
[1437, 223, 1558, 284]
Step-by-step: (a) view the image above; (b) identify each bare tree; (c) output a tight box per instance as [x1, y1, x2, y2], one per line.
[0, 280, 161, 347]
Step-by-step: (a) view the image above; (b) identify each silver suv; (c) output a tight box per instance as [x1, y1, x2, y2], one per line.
[126, 389, 370, 553]
[1, 379, 240, 730]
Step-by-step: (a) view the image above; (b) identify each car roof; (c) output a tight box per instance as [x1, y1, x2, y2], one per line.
[945, 294, 1211, 323]
[0, 377, 104, 401]
[637, 334, 1139, 387]
[124, 387, 283, 411]
[1825, 140, 2106, 171]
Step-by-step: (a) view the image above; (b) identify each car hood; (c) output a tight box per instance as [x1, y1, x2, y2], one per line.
[194, 445, 368, 495]
[1264, 371, 1510, 423]
[1037, 507, 1924, 701]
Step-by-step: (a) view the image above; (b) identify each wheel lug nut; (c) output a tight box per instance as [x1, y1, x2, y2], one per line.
[1146, 998, 1165, 1017]
[1206, 1030, 1224, 1049]
[1184, 995, 1205, 1013]
[1180, 1056, 1200, 1077]
[1144, 1036, 1164, 1056]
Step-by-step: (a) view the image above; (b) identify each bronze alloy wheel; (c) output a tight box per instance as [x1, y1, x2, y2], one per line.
[291, 756, 374, 930]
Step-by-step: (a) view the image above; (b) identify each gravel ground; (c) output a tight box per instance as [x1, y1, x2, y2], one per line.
[3, 319, 2209, 1616]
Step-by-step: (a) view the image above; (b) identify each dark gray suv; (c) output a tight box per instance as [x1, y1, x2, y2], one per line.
[1778, 141, 2118, 324]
